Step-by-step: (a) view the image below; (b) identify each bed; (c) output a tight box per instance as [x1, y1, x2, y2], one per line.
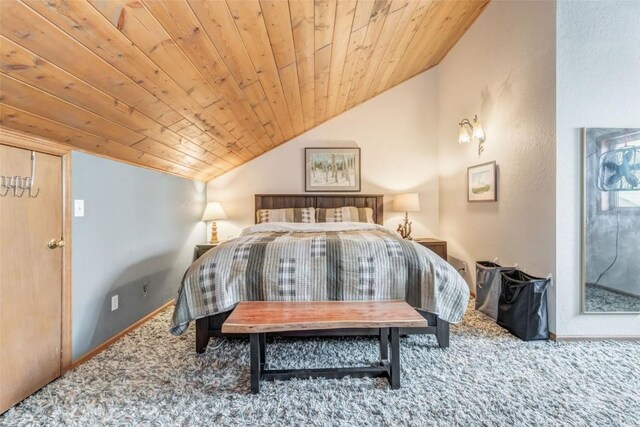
[170, 194, 469, 352]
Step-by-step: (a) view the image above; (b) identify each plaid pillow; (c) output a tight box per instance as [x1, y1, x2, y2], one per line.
[316, 207, 374, 223]
[256, 207, 315, 223]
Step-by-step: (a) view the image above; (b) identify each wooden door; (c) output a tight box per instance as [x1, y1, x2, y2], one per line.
[0, 144, 63, 413]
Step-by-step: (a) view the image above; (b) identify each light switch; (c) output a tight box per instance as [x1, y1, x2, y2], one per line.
[111, 295, 118, 311]
[74, 199, 84, 217]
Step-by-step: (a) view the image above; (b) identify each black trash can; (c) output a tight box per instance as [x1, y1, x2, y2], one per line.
[497, 270, 550, 341]
[475, 261, 512, 320]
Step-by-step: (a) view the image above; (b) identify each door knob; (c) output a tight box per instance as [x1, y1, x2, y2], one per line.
[47, 239, 65, 249]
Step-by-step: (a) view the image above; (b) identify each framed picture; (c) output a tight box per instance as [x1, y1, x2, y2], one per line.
[467, 161, 497, 202]
[305, 147, 361, 192]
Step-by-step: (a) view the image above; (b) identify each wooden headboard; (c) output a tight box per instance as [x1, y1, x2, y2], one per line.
[255, 194, 384, 225]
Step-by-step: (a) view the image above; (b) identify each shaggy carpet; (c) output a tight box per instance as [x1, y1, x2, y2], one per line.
[585, 284, 640, 313]
[2, 302, 639, 427]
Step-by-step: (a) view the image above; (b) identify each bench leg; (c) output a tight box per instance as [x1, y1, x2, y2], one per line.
[250, 333, 261, 394]
[379, 328, 389, 361]
[436, 318, 450, 349]
[259, 333, 266, 370]
[195, 318, 209, 354]
[389, 327, 400, 389]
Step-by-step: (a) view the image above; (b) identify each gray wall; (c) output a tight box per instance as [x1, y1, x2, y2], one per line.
[71, 152, 205, 360]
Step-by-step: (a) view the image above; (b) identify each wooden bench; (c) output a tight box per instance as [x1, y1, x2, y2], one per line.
[222, 300, 428, 394]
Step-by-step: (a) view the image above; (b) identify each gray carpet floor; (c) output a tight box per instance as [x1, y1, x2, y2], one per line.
[2, 301, 639, 427]
[585, 284, 640, 313]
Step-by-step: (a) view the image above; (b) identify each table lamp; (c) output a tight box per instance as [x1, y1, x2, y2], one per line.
[202, 202, 227, 244]
[394, 193, 420, 240]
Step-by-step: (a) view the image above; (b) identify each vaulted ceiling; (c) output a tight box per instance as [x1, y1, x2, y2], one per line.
[0, 0, 489, 181]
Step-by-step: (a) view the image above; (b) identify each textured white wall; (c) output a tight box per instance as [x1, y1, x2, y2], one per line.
[556, 0, 640, 336]
[436, 1, 557, 326]
[207, 70, 440, 240]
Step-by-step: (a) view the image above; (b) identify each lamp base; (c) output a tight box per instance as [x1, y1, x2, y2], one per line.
[209, 221, 220, 244]
[397, 212, 413, 240]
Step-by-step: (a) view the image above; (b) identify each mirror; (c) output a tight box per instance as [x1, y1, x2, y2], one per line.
[582, 128, 640, 313]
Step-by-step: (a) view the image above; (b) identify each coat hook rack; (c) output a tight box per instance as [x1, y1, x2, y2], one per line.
[0, 151, 40, 198]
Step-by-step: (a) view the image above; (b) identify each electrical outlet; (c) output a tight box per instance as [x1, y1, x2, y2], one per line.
[111, 295, 118, 311]
[142, 282, 148, 297]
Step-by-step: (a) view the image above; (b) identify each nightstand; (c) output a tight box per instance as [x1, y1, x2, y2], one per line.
[413, 238, 447, 261]
[194, 243, 218, 262]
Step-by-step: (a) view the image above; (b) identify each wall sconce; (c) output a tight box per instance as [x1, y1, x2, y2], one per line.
[458, 115, 486, 155]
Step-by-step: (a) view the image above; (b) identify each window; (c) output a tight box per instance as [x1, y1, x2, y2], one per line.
[616, 190, 640, 208]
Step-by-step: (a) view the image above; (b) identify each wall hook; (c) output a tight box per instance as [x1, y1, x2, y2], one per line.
[0, 176, 9, 197]
[24, 176, 40, 198]
[0, 151, 40, 198]
[27, 152, 40, 198]
[13, 176, 26, 197]
[28, 186, 40, 198]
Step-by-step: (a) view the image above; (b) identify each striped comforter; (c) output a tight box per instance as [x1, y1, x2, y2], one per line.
[170, 223, 469, 335]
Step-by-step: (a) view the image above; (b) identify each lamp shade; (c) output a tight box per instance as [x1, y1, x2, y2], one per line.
[394, 193, 420, 212]
[459, 126, 471, 144]
[202, 202, 227, 221]
[472, 119, 486, 141]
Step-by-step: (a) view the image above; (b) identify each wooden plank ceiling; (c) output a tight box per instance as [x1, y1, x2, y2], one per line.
[0, 0, 489, 181]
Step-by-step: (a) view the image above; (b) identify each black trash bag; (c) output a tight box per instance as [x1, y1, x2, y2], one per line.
[475, 261, 511, 320]
[497, 269, 550, 341]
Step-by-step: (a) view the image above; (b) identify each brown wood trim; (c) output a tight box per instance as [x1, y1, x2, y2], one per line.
[61, 152, 73, 372]
[255, 194, 385, 225]
[72, 299, 175, 368]
[0, 127, 71, 156]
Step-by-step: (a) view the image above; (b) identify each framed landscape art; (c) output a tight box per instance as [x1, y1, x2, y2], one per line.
[467, 161, 497, 202]
[305, 147, 361, 192]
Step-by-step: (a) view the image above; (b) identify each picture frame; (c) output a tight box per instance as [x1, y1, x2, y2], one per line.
[467, 161, 497, 202]
[305, 147, 361, 192]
